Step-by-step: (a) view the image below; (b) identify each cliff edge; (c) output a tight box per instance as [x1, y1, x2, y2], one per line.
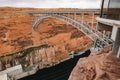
[69, 47, 120, 80]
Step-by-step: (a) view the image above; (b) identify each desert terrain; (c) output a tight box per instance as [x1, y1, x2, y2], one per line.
[0, 7, 120, 80]
[0, 7, 92, 56]
[0, 7, 93, 71]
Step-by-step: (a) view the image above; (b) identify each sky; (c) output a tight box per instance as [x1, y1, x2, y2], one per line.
[0, 0, 101, 8]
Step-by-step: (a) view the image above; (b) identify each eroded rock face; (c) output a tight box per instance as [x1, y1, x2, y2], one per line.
[68, 47, 120, 80]
[0, 15, 33, 55]
[0, 7, 92, 56]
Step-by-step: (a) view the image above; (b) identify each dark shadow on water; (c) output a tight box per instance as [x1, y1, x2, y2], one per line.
[19, 49, 91, 80]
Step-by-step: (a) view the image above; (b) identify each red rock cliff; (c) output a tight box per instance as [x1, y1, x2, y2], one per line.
[0, 7, 92, 57]
[69, 47, 120, 80]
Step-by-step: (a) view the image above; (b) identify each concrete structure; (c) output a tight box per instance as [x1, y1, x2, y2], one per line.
[0, 65, 23, 76]
[14, 65, 38, 80]
[97, 18, 120, 56]
[98, 0, 120, 57]
[0, 64, 38, 80]
[0, 65, 23, 80]
[0, 74, 10, 80]
[117, 46, 120, 58]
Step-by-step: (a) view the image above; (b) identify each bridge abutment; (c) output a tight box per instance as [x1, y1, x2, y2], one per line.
[97, 17, 120, 57]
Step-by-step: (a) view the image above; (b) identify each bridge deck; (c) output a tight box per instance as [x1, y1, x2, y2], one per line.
[28, 9, 100, 14]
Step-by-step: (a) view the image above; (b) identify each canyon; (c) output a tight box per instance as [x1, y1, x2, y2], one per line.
[0, 7, 120, 80]
[0, 7, 92, 56]
[0, 7, 92, 71]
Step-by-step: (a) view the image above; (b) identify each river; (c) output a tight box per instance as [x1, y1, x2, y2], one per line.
[19, 50, 90, 80]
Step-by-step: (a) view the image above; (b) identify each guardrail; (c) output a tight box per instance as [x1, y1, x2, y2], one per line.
[28, 9, 100, 14]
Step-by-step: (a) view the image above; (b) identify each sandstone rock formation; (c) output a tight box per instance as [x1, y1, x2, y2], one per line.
[0, 7, 92, 56]
[69, 46, 120, 80]
[0, 7, 94, 71]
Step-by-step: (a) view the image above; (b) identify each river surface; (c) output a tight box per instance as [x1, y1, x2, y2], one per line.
[19, 50, 90, 80]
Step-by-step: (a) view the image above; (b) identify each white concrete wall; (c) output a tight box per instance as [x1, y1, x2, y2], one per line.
[0, 74, 8, 80]
[117, 46, 120, 58]
[14, 69, 36, 80]
[0, 65, 23, 76]
[15, 72, 28, 79]
[112, 27, 120, 54]
[8, 68, 23, 76]
[111, 26, 118, 41]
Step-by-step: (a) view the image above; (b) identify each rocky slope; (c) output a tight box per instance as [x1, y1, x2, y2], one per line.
[69, 46, 120, 80]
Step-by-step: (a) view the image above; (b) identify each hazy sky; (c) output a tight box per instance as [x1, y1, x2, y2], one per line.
[0, 0, 101, 8]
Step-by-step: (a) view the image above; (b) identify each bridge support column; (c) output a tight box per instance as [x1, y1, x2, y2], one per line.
[82, 13, 84, 24]
[92, 13, 95, 28]
[67, 12, 70, 18]
[111, 27, 120, 55]
[74, 13, 76, 20]
[117, 46, 120, 58]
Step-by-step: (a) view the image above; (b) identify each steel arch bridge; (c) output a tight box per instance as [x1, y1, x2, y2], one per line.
[28, 9, 113, 52]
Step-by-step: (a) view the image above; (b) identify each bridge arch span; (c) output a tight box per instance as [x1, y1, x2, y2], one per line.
[32, 14, 80, 30]
[32, 14, 113, 49]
